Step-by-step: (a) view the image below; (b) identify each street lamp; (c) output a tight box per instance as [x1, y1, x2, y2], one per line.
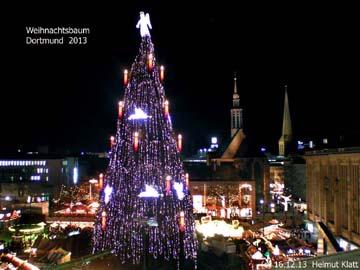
[259, 199, 265, 236]
[292, 201, 296, 230]
[270, 202, 276, 220]
[270, 203, 275, 213]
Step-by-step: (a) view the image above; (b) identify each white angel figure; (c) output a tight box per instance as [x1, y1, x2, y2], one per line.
[136, 11, 152, 37]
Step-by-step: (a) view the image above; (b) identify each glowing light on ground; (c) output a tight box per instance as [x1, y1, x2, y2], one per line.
[251, 250, 265, 260]
[273, 245, 280, 255]
[196, 220, 244, 239]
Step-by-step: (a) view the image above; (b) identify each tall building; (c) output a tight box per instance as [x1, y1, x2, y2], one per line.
[0, 152, 109, 201]
[305, 147, 360, 247]
[230, 75, 243, 138]
[278, 85, 292, 156]
[0, 154, 79, 201]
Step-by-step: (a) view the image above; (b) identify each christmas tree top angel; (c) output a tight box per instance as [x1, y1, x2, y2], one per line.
[136, 11, 152, 37]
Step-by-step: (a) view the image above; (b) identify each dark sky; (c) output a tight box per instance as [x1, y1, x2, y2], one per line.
[2, 3, 359, 155]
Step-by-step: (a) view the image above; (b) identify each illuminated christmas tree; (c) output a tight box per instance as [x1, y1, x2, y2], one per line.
[93, 12, 198, 268]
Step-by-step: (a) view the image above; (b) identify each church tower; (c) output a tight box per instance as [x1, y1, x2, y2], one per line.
[278, 85, 292, 156]
[231, 75, 243, 137]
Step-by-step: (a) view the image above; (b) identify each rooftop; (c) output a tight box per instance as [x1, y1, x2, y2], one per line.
[305, 147, 360, 156]
[184, 157, 262, 181]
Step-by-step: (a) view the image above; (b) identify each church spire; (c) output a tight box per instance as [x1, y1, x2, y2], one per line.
[230, 73, 243, 137]
[232, 73, 240, 107]
[234, 74, 238, 93]
[279, 85, 293, 156]
[282, 85, 292, 136]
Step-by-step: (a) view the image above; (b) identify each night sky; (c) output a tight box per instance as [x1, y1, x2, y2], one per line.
[3, 3, 359, 155]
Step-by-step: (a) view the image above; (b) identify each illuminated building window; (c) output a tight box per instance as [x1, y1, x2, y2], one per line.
[73, 167, 78, 184]
[31, 175, 41, 181]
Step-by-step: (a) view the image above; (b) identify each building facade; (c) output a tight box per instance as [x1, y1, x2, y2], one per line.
[184, 156, 269, 220]
[0, 152, 109, 202]
[190, 180, 256, 219]
[0, 155, 79, 201]
[284, 158, 306, 201]
[305, 148, 360, 246]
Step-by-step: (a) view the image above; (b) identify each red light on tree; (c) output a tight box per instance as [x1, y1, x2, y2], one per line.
[164, 100, 169, 117]
[160, 65, 165, 81]
[118, 101, 124, 119]
[179, 211, 185, 232]
[166, 175, 171, 195]
[101, 211, 107, 230]
[134, 132, 139, 151]
[123, 69, 128, 85]
[110, 136, 115, 147]
[147, 53, 153, 70]
[177, 134, 182, 152]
